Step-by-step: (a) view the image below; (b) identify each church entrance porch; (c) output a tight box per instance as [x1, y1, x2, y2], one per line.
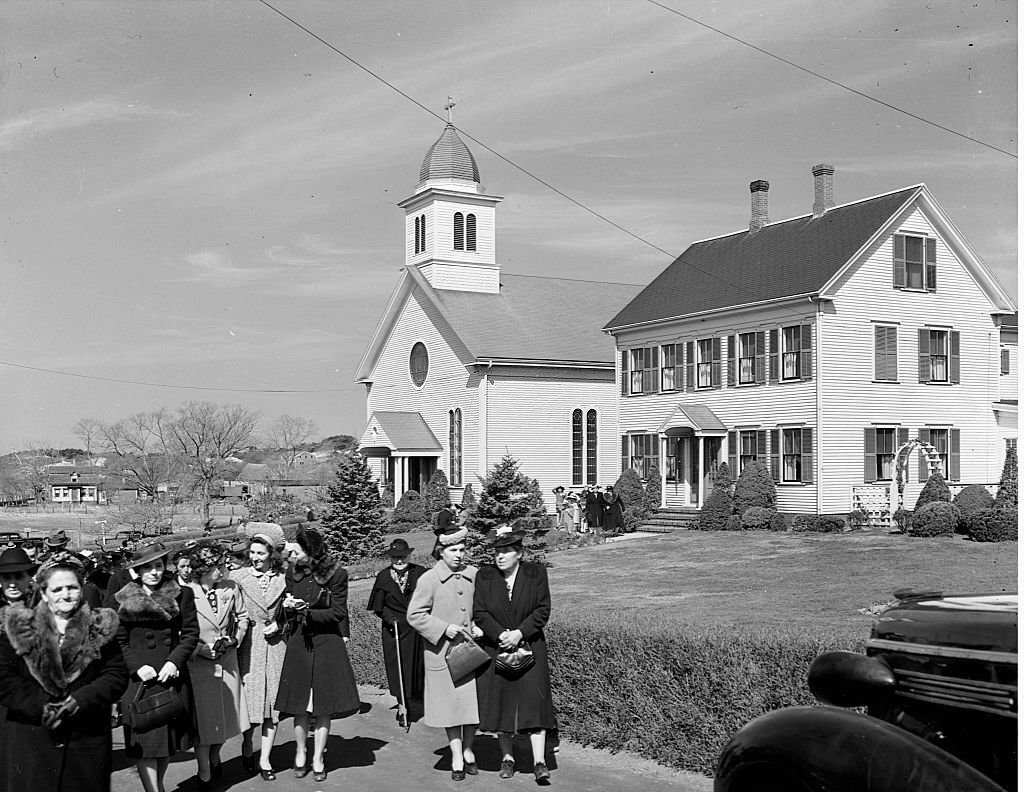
[358, 411, 443, 500]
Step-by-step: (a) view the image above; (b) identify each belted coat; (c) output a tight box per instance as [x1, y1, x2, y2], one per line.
[232, 566, 288, 722]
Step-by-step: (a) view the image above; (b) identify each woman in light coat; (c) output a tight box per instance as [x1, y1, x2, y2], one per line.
[407, 525, 483, 781]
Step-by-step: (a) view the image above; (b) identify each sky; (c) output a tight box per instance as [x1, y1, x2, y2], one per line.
[0, 0, 1017, 452]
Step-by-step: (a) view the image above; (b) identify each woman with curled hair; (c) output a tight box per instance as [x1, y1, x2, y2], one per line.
[233, 532, 288, 779]
[275, 527, 360, 783]
[114, 541, 200, 792]
[186, 544, 249, 790]
[0, 552, 129, 792]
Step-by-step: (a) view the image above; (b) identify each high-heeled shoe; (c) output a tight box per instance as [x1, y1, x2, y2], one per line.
[312, 767, 328, 782]
[259, 767, 277, 782]
[293, 763, 310, 779]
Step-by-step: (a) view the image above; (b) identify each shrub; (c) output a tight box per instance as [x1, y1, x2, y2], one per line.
[847, 508, 870, 530]
[614, 468, 647, 532]
[460, 483, 477, 513]
[695, 487, 733, 531]
[423, 469, 450, 526]
[953, 484, 995, 533]
[914, 471, 951, 511]
[642, 471, 662, 519]
[740, 506, 777, 531]
[964, 507, 1018, 543]
[733, 461, 776, 514]
[464, 454, 548, 565]
[908, 501, 959, 538]
[710, 462, 732, 492]
[995, 446, 1018, 508]
[767, 511, 788, 532]
[792, 514, 845, 533]
[389, 490, 428, 534]
[724, 515, 743, 531]
[892, 508, 913, 533]
[318, 454, 389, 562]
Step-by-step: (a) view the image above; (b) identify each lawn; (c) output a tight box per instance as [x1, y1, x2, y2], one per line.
[546, 530, 1017, 639]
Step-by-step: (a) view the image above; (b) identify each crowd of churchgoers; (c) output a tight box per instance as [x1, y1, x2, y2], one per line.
[551, 485, 626, 534]
[0, 519, 555, 791]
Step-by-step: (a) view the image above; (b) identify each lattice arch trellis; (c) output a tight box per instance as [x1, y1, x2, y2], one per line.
[889, 439, 944, 514]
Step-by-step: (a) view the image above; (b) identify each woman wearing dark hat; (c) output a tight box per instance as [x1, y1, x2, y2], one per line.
[0, 545, 37, 612]
[584, 485, 604, 533]
[113, 541, 200, 792]
[275, 527, 360, 783]
[473, 527, 556, 783]
[186, 544, 249, 789]
[367, 539, 426, 723]
[602, 485, 625, 533]
[0, 552, 128, 792]
[407, 525, 484, 781]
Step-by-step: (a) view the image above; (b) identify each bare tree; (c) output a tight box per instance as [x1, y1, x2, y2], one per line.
[169, 402, 259, 523]
[99, 410, 182, 499]
[72, 418, 102, 458]
[265, 414, 318, 481]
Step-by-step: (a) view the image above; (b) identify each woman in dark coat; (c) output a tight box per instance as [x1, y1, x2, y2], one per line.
[0, 553, 128, 792]
[366, 538, 426, 723]
[473, 528, 556, 783]
[275, 527, 360, 783]
[602, 485, 625, 532]
[113, 541, 200, 792]
[584, 485, 604, 531]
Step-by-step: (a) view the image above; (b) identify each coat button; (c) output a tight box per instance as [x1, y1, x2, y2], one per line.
[145, 631, 155, 640]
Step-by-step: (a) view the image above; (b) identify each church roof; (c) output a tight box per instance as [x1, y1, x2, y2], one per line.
[428, 272, 642, 364]
[419, 123, 480, 184]
[605, 186, 922, 330]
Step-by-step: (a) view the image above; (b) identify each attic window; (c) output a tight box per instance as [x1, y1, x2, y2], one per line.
[893, 234, 936, 292]
[410, 342, 429, 387]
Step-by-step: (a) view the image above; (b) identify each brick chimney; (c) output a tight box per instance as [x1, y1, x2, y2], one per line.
[812, 163, 835, 218]
[749, 180, 769, 232]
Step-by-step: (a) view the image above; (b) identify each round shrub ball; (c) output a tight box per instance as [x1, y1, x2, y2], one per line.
[908, 501, 960, 538]
[964, 507, 1018, 543]
[952, 484, 995, 534]
[740, 506, 776, 531]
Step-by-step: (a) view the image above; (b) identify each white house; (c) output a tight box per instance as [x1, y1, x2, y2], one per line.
[604, 165, 1017, 517]
[355, 122, 640, 506]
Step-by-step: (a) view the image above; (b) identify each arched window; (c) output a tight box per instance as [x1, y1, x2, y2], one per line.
[453, 212, 464, 250]
[571, 409, 583, 486]
[466, 213, 476, 251]
[586, 409, 598, 484]
[449, 408, 462, 486]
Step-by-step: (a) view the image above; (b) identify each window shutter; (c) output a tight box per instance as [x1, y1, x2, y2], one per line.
[621, 435, 629, 473]
[620, 350, 628, 396]
[769, 429, 780, 482]
[874, 326, 886, 381]
[728, 431, 738, 479]
[949, 331, 960, 384]
[674, 343, 686, 392]
[1001, 349, 1010, 375]
[893, 235, 906, 288]
[685, 341, 695, 390]
[800, 324, 813, 381]
[755, 331, 766, 384]
[864, 428, 876, 483]
[454, 212, 464, 250]
[925, 238, 936, 292]
[466, 214, 477, 251]
[769, 329, 779, 383]
[711, 337, 722, 388]
[756, 430, 767, 461]
[727, 335, 736, 387]
[801, 427, 814, 484]
[918, 328, 931, 382]
[949, 429, 960, 481]
[918, 429, 930, 482]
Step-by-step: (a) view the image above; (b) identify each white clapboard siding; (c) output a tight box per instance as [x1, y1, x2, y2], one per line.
[483, 374, 621, 510]
[406, 204, 436, 266]
[817, 204, 1005, 512]
[427, 262, 500, 293]
[367, 289, 479, 484]
[431, 202, 497, 265]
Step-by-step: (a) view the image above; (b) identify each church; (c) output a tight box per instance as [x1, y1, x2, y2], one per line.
[355, 119, 640, 507]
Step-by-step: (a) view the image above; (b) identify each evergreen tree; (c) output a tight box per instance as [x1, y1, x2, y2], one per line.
[995, 445, 1018, 509]
[733, 460, 777, 514]
[460, 483, 477, 513]
[424, 469, 450, 525]
[464, 454, 549, 565]
[642, 470, 662, 525]
[391, 490, 428, 533]
[613, 468, 646, 532]
[317, 454, 389, 563]
[914, 470, 951, 511]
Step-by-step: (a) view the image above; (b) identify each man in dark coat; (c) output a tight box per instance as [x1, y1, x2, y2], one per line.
[366, 538, 426, 723]
[584, 485, 604, 532]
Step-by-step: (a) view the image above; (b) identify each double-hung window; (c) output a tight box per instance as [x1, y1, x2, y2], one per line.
[769, 427, 813, 483]
[863, 427, 909, 482]
[893, 233, 937, 291]
[782, 326, 802, 380]
[660, 343, 683, 391]
[737, 332, 757, 384]
[769, 324, 812, 382]
[918, 427, 960, 481]
[918, 328, 959, 384]
[628, 347, 658, 394]
[696, 338, 717, 388]
[728, 429, 766, 477]
[621, 433, 660, 479]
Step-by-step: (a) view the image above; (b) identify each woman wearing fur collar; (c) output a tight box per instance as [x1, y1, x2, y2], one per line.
[275, 527, 360, 783]
[0, 552, 129, 792]
[113, 541, 200, 792]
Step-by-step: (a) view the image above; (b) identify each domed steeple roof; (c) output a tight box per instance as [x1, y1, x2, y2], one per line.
[419, 123, 480, 185]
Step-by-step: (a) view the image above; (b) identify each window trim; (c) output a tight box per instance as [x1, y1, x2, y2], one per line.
[893, 232, 937, 292]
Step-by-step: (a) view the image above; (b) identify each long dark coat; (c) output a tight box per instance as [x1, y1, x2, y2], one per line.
[603, 491, 625, 531]
[275, 561, 360, 718]
[0, 601, 128, 792]
[114, 576, 200, 758]
[366, 563, 426, 704]
[472, 562, 556, 733]
[585, 489, 604, 528]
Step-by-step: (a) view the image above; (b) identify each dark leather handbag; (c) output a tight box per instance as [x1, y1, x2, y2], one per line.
[495, 644, 535, 675]
[126, 682, 186, 733]
[445, 637, 491, 684]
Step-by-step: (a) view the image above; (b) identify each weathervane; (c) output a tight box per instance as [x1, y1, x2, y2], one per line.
[444, 95, 456, 124]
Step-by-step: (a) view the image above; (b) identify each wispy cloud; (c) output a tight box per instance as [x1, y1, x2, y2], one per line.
[0, 100, 177, 152]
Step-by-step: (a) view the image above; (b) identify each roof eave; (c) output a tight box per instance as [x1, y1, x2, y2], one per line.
[604, 292, 826, 334]
[468, 358, 614, 370]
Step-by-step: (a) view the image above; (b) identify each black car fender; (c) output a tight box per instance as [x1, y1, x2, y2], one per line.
[714, 706, 1006, 792]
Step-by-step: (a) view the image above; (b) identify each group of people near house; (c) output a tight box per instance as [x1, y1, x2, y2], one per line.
[0, 515, 556, 791]
[551, 485, 625, 533]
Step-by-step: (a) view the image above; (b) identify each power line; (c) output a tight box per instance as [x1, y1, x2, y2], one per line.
[645, 0, 1016, 160]
[0, 359, 358, 394]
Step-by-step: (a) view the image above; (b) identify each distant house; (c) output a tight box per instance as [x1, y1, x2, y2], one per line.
[355, 121, 641, 507]
[49, 469, 104, 504]
[604, 166, 1017, 517]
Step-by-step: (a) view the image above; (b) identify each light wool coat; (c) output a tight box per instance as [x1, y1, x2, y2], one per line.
[407, 562, 479, 728]
[232, 566, 287, 722]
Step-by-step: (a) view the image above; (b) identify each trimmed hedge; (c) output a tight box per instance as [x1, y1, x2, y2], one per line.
[695, 488, 733, 531]
[964, 507, 1018, 543]
[724, 514, 743, 531]
[792, 514, 845, 533]
[390, 489, 427, 533]
[908, 501, 959, 537]
[740, 507, 776, 531]
[914, 471, 951, 511]
[952, 484, 995, 534]
[733, 461, 776, 514]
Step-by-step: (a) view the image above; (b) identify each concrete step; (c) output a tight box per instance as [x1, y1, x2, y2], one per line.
[641, 508, 700, 532]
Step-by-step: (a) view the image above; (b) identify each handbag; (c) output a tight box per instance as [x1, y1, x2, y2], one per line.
[126, 682, 186, 733]
[445, 637, 491, 684]
[495, 644, 535, 675]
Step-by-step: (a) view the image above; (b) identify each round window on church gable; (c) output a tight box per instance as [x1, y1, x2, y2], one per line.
[410, 342, 429, 387]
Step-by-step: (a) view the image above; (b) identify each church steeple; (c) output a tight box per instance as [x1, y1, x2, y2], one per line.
[398, 106, 503, 294]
